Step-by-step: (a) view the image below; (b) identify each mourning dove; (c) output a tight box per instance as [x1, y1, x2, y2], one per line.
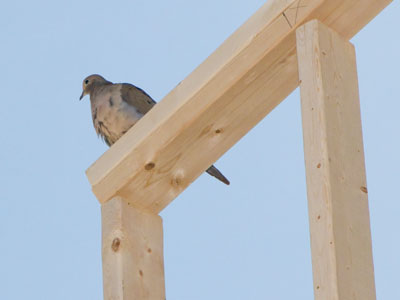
[80, 74, 230, 185]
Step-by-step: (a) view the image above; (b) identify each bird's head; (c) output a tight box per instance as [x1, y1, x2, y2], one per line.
[79, 74, 109, 100]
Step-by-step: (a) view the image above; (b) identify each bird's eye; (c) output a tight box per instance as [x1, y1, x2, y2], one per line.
[85, 80, 89, 84]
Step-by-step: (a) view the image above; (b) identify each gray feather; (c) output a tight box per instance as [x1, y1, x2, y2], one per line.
[120, 83, 156, 115]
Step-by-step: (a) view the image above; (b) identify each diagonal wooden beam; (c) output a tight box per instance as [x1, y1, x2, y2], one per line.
[86, 0, 391, 213]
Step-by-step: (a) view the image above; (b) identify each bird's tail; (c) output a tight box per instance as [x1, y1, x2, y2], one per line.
[206, 165, 230, 185]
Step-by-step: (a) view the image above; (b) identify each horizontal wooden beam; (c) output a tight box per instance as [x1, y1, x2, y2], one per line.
[86, 0, 391, 213]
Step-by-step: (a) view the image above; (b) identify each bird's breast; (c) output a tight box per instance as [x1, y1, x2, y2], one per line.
[92, 93, 143, 145]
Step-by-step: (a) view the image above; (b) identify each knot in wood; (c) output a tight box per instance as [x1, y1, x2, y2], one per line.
[144, 162, 155, 171]
[111, 238, 121, 252]
[171, 176, 182, 187]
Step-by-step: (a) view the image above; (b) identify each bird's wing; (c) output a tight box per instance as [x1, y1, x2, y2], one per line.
[120, 83, 157, 115]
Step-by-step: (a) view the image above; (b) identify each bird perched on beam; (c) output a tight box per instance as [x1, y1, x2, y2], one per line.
[80, 74, 230, 185]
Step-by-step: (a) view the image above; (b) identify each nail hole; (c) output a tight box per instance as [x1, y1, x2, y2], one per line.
[317, 163, 321, 168]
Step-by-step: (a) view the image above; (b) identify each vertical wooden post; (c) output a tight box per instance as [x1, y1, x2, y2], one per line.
[296, 20, 376, 300]
[101, 197, 166, 300]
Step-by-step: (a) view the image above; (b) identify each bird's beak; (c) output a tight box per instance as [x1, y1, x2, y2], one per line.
[79, 91, 85, 101]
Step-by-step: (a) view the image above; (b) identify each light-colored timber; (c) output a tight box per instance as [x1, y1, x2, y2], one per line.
[102, 197, 165, 300]
[297, 20, 376, 300]
[86, 0, 391, 213]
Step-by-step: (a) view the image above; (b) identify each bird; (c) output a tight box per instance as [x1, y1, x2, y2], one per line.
[80, 74, 230, 185]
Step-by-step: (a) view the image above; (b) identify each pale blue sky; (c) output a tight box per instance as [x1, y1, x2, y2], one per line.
[1, 1, 399, 299]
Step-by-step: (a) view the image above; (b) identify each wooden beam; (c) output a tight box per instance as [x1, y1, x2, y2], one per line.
[86, 0, 391, 212]
[102, 197, 165, 299]
[296, 20, 376, 299]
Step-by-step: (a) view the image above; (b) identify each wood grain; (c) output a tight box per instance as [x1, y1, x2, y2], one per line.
[297, 20, 376, 300]
[86, 0, 391, 213]
[102, 197, 165, 299]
